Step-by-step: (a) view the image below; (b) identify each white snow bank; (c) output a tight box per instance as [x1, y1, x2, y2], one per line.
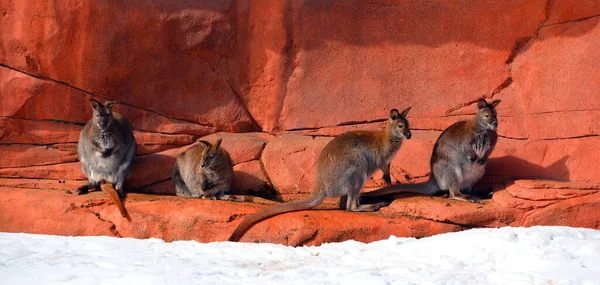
[1, 226, 599, 285]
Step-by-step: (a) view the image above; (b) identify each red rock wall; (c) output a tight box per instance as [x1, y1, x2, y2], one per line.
[1, 0, 599, 199]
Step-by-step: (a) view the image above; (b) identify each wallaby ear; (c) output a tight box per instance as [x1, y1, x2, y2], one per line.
[89, 99, 103, 110]
[400, 106, 411, 118]
[197, 140, 211, 148]
[477, 99, 488, 109]
[105, 101, 118, 109]
[490, 99, 501, 108]
[389, 109, 400, 120]
[213, 138, 223, 150]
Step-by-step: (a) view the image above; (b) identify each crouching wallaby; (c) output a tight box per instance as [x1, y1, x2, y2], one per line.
[228, 108, 412, 242]
[77, 99, 136, 221]
[361, 99, 500, 205]
[172, 138, 234, 200]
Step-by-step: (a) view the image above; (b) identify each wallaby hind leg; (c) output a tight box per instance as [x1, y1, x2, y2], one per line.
[77, 180, 100, 195]
[115, 183, 126, 199]
[448, 187, 484, 204]
[339, 195, 348, 210]
[346, 190, 389, 212]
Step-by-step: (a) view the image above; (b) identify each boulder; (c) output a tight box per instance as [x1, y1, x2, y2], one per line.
[0, 179, 598, 246]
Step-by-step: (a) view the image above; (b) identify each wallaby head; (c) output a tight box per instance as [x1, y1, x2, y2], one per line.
[89, 99, 117, 130]
[388, 107, 412, 140]
[476, 99, 501, 131]
[199, 138, 223, 168]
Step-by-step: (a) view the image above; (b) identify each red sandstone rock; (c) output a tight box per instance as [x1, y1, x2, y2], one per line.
[277, 0, 546, 130]
[0, 179, 598, 245]
[261, 135, 333, 196]
[232, 160, 273, 197]
[0, 162, 84, 180]
[133, 131, 197, 155]
[0, 178, 85, 192]
[1, 1, 600, 243]
[0, 144, 78, 168]
[547, 0, 600, 25]
[0, 117, 82, 144]
[199, 132, 273, 165]
[0, 1, 257, 132]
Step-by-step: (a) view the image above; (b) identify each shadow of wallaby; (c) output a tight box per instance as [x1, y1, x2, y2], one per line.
[486, 155, 570, 182]
[232, 170, 281, 202]
[350, 155, 570, 208]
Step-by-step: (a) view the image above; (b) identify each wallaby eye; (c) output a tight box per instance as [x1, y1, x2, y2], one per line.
[484, 114, 490, 118]
[398, 125, 404, 128]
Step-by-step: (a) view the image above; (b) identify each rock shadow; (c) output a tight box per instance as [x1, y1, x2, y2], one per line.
[356, 154, 570, 206]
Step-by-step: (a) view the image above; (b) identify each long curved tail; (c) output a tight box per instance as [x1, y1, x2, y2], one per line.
[100, 183, 132, 222]
[229, 191, 326, 242]
[362, 179, 440, 198]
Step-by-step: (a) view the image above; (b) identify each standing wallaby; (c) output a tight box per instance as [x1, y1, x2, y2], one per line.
[228, 108, 412, 242]
[172, 138, 234, 200]
[77, 99, 136, 221]
[360, 99, 500, 205]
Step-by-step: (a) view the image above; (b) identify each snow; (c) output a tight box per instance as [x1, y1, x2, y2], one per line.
[1, 227, 599, 285]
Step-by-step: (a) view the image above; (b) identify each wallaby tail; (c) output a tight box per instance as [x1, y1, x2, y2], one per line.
[362, 179, 440, 197]
[100, 183, 132, 222]
[228, 191, 326, 242]
[219, 194, 277, 205]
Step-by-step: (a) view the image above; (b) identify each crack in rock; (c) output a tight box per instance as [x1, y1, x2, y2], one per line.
[85, 209, 122, 237]
[297, 229, 319, 247]
[544, 13, 600, 28]
[445, 76, 512, 115]
[0, 63, 217, 130]
[196, 57, 260, 131]
[399, 212, 479, 229]
[506, 0, 554, 64]
[541, 134, 600, 141]
[0, 160, 79, 170]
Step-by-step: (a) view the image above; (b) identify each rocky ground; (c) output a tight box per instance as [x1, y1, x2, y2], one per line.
[1, 1, 599, 244]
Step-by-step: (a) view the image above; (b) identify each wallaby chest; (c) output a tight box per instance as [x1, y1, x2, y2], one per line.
[381, 140, 402, 164]
[95, 131, 116, 155]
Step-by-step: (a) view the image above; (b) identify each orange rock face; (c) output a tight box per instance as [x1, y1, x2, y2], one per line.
[0, 1, 599, 244]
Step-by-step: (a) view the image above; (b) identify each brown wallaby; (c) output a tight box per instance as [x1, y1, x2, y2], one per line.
[172, 138, 234, 200]
[228, 108, 412, 242]
[360, 99, 500, 205]
[77, 99, 136, 221]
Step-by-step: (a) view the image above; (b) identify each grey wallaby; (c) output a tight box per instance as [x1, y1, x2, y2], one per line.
[172, 138, 234, 200]
[360, 98, 500, 205]
[229, 108, 412, 242]
[77, 99, 136, 221]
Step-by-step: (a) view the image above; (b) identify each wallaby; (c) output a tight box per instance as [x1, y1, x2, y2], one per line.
[172, 138, 234, 200]
[77, 99, 136, 221]
[228, 108, 412, 242]
[360, 99, 500, 205]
